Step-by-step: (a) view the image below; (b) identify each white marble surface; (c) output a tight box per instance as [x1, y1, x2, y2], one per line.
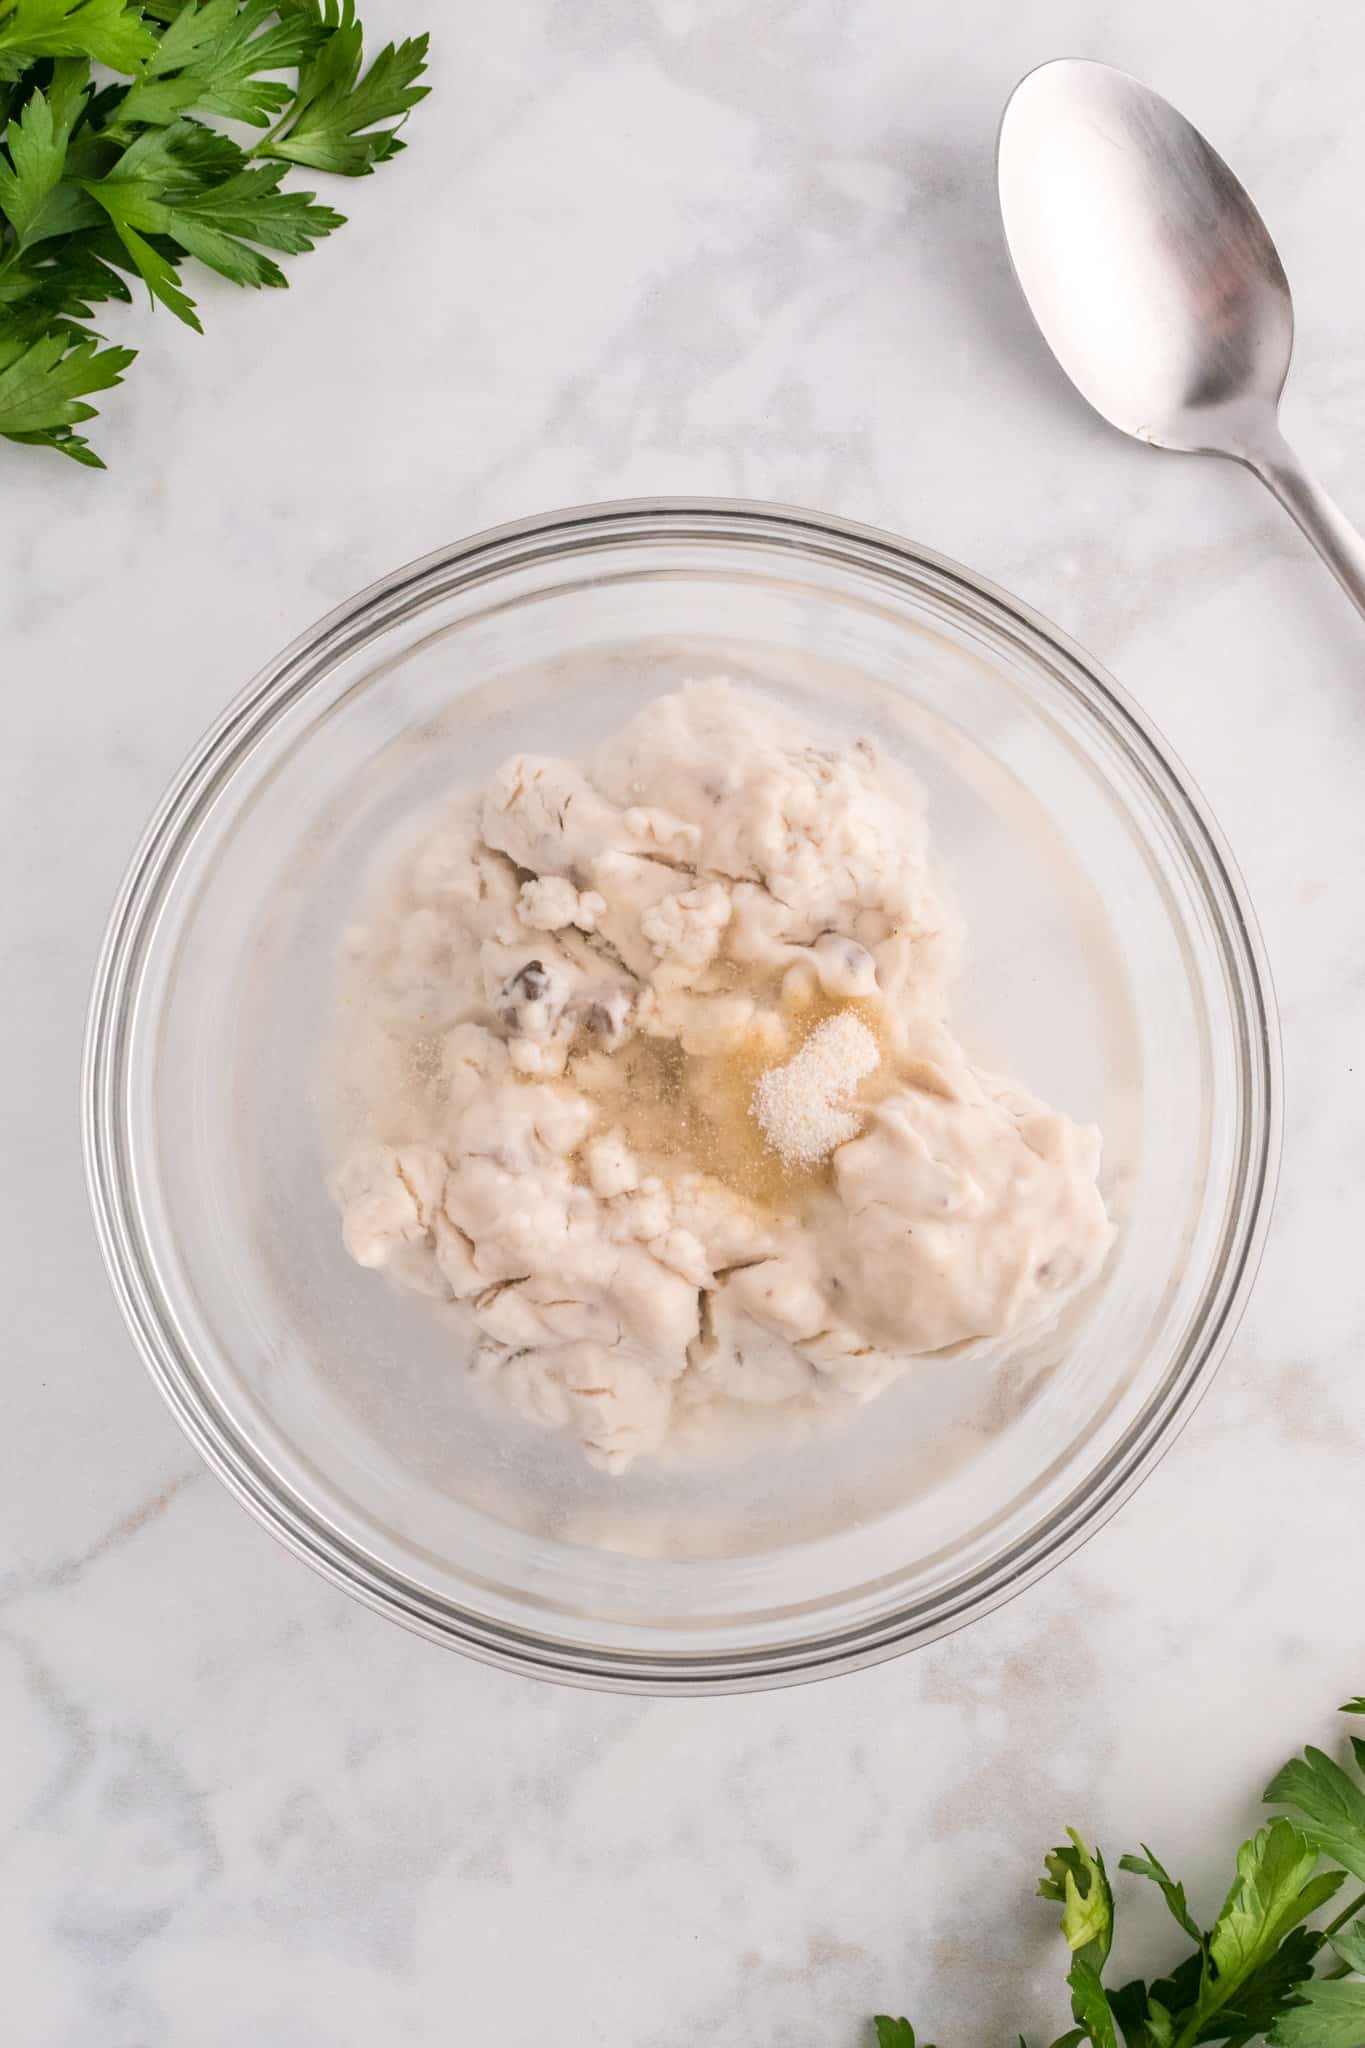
[5, 3, 1365, 2041]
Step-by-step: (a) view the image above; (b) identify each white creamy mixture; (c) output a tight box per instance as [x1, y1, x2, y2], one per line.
[331, 681, 1113, 1472]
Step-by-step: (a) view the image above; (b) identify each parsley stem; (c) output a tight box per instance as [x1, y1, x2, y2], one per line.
[1324, 1887, 1365, 1939]
[246, 106, 296, 161]
[1170, 1984, 1232, 2048]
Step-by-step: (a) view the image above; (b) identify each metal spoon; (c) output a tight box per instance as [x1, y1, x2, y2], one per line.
[997, 57, 1365, 621]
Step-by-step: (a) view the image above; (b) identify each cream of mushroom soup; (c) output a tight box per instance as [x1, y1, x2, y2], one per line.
[330, 681, 1114, 1472]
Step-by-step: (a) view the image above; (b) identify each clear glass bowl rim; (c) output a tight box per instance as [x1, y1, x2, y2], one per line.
[81, 496, 1282, 1694]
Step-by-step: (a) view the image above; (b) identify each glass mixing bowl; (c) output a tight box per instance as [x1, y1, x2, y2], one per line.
[82, 500, 1278, 1693]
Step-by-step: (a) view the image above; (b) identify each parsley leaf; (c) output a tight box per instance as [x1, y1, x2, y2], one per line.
[81, 167, 200, 322]
[1096, 1829, 1338, 2048]
[1206, 1824, 1343, 1998]
[0, 78, 76, 244]
[1109, 1979, 1156, 2047]
[1265, 1749, 1365, 1886]
[1040, 1834, 1120, 2044]
[1068, 1956, 1120, 2048]
[1326, 1918, 1365, 1974]
[0, 322, 133, 460]
[157, 160, 341, 278]
[1043, 1832, 1115, 1975]
[0, 229, 133, 339]
[868, 1691, 1365, 2048]
[0, 0, 426, 465]
[1214, 1928, 1328, 2045]
[0, 0, 157, 80]
[262, 0, 428, 176]
[1142, 2001, 1176, 2048]
[1147, 1951, 1203, 2032]
[84, 123, 342, 309]
[1269, 1982, 1365, 2048]
[117, 0, 327, 128]
[1120, 1849, 1205, 1947]
[875, 2019, 933, 2048]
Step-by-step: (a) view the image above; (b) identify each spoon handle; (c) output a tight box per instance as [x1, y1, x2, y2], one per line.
[1245, 425, 1365, 623]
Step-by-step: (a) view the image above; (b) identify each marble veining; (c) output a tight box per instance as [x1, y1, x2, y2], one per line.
[4, 2, 1365, 2041]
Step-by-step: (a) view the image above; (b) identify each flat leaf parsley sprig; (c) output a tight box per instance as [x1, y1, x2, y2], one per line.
[0, 0, 429, 467]
[875, 1697, 1365, 2048]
